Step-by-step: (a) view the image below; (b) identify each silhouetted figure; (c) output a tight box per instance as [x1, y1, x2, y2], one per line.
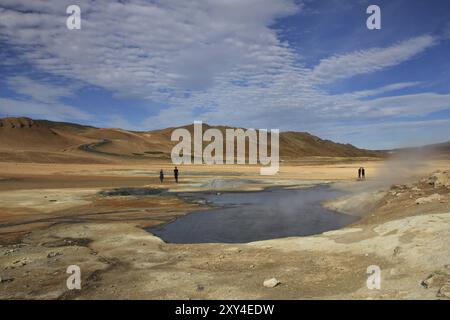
[174, 166, 179, 183]
[358, 167, 362, 180]
[362, 167, 366, 180]
[159, 169, 164, 183]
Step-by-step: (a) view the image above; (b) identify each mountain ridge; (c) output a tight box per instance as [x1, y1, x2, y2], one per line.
[0, 117, 384, 163]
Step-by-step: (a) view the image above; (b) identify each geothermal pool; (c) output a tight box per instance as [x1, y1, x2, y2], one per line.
[146, 185, 358, 244]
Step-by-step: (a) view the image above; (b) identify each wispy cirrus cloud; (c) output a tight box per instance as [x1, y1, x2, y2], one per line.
[310, 35, 437, 83]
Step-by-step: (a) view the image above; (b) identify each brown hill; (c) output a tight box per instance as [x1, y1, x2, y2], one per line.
[0, 117, 381, 163]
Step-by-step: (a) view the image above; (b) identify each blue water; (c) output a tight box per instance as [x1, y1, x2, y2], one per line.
[146, 185, 358, 244]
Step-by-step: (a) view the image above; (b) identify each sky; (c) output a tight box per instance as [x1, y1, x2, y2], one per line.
[1, 0, 450, 149]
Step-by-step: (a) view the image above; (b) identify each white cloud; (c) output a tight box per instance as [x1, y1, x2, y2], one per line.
[311, 35, 436, 83]
[5, 76, 78, 104]
[0, 1, 448, 148]
[320, 118, 450, 149]
[0, 97, 91, 121]
[0, 0, 300, 98]
[1, 76, 90, 121]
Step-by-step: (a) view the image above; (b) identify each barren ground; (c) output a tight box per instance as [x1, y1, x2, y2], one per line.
[1, 159, 450, 299]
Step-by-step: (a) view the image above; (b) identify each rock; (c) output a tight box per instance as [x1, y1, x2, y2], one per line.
[196, 284, 204, 291]
[12, 258, 30, 267]
[428, 171, 450, 188]
[416, 194, 441, 205]
[411, 187, 421, 192]
[437, 283, 450, 298]
[0, 276, 14, 283]
[263, 278, 280, 288]
[3, 249, 17, 256]
[421, 274, 435, 288]
[421, 273, 447, 289]
[47, 252, 62, 258]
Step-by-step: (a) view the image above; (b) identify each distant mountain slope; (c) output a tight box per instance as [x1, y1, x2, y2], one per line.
[0, 117, 382, 163]
[391, 141, 450, 157]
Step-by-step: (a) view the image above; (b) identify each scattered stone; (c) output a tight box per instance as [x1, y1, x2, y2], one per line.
[196, 284, 204, 291]
[393, 246, 401, 256]
[47, 252, 62, 258]
[263, 278, 280, 288]
[421, 274, 435, 289]
[13, 258, 30, 267]
[416, 193, 441, 205]
[411, 187, 421, 192]
[437, 282, 450, 298]
[421, 273, 447, 289]
[428, 171, 450, 188]
[0, 276, 15, 284]
[249, 264, 255, 269]
[3, 249, 18, 256]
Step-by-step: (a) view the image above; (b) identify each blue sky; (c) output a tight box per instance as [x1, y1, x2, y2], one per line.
[1, 0, 450, 149]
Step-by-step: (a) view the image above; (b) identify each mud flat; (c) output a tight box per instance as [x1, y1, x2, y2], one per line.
[1, 162, 450, 299]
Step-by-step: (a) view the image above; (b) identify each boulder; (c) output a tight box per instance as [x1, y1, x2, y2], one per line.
[428, 171, 450, 188]
[421, 273, 448, 289]
[416, 194, 441, 205]
[263, 278, 280, 288]
[437, 283, 450, 298]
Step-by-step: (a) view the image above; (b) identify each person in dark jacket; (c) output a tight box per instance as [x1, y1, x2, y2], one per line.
[174, 166, 179, 183]
[159, 169, 164, 183]
[362, 167, 366, 180]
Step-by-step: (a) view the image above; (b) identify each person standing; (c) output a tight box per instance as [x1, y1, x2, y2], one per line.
[362, 167, 366, 180]
[159, 169, 164, 183]
[358, 167, 362, 180]
[174, 166, 179, 183]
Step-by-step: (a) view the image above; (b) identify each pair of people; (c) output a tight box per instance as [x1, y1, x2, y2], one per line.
[358, 167, 366, 180]
[159, 166, 179, 183]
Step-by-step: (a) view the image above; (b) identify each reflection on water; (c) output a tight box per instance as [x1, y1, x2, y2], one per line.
[146, 185, 358, 244]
